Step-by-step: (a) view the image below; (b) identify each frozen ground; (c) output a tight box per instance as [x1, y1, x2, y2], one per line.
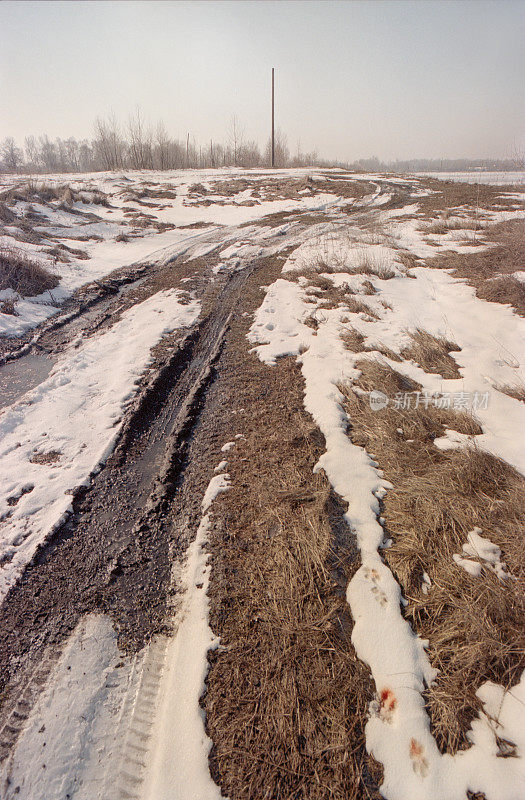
[416, 171, 525, 186]
[0, 167, 523, 800]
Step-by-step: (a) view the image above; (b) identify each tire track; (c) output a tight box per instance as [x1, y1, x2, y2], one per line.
[0, 262, 253, 766]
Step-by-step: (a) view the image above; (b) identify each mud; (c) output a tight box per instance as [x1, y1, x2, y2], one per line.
[0, 260, 253, 761]
[0, 354, 55, 410]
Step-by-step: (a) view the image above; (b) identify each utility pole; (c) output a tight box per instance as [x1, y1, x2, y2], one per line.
[271, 67, 275, 168]
[186, 133, 190, 168]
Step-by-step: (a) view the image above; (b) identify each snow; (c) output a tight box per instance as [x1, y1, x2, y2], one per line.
[434, 428, 476, 451]
[0, 614, 142, 800]
[220, 440, 236, 452]
[142, 468, 230, 800]
[375, 266, 525, 474]
[416, 171, 525, 186]
[454, 527, 511, 580]
[1, 166, 523, 798]
[452, 553, 483, 577]
[201, 472, 231, 512]
[282, 229, 402, 275]
[0, 289, 200, 601]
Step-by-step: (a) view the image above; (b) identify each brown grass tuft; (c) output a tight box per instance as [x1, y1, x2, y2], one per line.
[341, 328, 367, 352]
[401, 329, 462, 379]
[0, 298, 17, 316]
[345, 296, 379, 318]
[0, 245, 59, 297]
[493, 382, 525, 402]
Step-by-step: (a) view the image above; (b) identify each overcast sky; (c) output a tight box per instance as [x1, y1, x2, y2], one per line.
[1, 0, 524, 162]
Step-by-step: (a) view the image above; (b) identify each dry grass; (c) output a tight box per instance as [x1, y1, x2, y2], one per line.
[2, 182, 111, 208]
[204, 256, 383, 800]
[421, 219, 485, 235]
[0, 201, 16, 225]
[341, 330, 401, 362]
[493, 382, 525, 402]
[427, 219, 525, 315]
[0, 245, 59, 297]
[356, 261, 396, 280]
[316, 256, 396, 281]
[0, 298, 17, 316]
[417, 179, 519, 216]
[343, 296, 379, 318]
[29, 450, 61, 465]
[401, 329, 462, 379]
[340, 360, 525, 755]
[341, 328, 367, 352]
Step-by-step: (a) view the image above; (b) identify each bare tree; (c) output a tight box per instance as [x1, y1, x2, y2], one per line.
[38, 135, 59, 172]
[228, 115, 244, 166]
[264, 128, 289, 167]
[93, 113, 123, 170]
[24, 135, 39, 168]
[128, 108, 153, 170]
[154, 121, 171, 170]
[237, 140, 261, 168]
[1, 138, 23, 172]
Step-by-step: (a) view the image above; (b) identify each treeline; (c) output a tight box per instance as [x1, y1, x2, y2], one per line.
[0, 112, 522, 175]
[0, 111, 318, 175]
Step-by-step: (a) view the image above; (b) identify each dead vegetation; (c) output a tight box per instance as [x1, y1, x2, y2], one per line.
[204, 256, 383, 800]
[344, 296, 379, 318]
[340, 329, 401, 362]
[416, 178, 521, 216]
[0, 298, 17, 316]
[0, 245, 59, 297]
[493, 382, 525, 402]
[427, 219, 525, 315]
[339, 360, 525, 755]
[421, 218, 485, 235]
[401, 329, 462, 379]
[316, 256, 397, 280]
[29, 450, 61, 465]
[1, 182, 111, 208]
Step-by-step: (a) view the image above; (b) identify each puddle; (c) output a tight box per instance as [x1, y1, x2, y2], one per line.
[0, 353, 55, 410]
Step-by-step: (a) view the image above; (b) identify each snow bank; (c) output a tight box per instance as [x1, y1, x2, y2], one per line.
[143, 463, 231, 800]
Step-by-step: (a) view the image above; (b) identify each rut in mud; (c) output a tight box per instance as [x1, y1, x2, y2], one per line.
[0, 263, 253, 761]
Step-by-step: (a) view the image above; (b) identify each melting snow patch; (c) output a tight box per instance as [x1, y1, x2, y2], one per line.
[454, 527, 511, 580]
[143, 469, 230, 800]
[201, 473, 231, 513]
[220, 440, 236, 452]
[433, 429, 476, 451]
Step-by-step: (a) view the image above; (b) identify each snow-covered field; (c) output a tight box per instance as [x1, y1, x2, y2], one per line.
[416, 170, 525, 186]
[0, 167, 524, 800]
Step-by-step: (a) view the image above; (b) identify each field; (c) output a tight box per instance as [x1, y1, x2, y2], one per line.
[0, 167, 524, 800]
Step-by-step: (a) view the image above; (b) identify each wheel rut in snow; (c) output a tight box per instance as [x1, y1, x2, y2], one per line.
[0, 263, 253, 764]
